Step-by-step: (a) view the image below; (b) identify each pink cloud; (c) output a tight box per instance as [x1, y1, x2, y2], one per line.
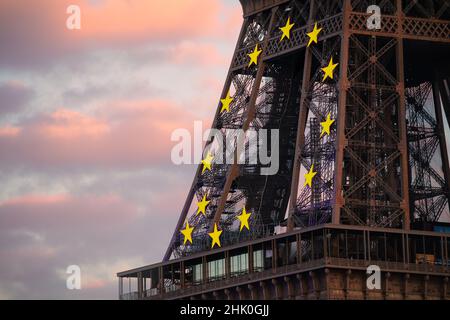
[38, 109, 110, 139]
[0, 0, 241, 68]
[82, 278, 108, 290]
[0, 126, 21, 137]
[0, 99, 199, 168]
[80, 0, 222, 40]
[170, 41, 229, 66]
[0, 193, 139, 232]
[2, 194, 69, 207]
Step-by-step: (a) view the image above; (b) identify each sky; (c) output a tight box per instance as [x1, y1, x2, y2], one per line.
[0, 0, 242, 299]
[1, 0, 450, 301]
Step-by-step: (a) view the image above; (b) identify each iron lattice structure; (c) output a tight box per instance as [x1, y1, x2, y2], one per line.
[164, 0, 450, 262]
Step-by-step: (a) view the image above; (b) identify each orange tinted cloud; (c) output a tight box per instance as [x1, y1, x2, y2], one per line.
[0, 99, 198, 168]
[0, 126, 21, 137]
[0, 193, 139, 230]
[80, 0, 222, 40]
[170, 41, 229, 66]
[39, 109, 110, 139]
[0, 0, 240, 67]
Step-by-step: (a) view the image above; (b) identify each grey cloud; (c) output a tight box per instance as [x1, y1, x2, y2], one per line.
[0, 82, 34, 117]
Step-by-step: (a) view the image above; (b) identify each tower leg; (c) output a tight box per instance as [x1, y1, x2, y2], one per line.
[396, 0, 411, 230]
[287, 0, 316, 231]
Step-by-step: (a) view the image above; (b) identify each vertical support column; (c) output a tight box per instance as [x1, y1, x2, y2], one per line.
[236, 286, 246, 300]
[224, 289, 232, 300]
[423, 275, 430, 300]
[225, 250, 230, 279]
[363, 230, 367, 261]
[272, 278, 281, 299]
[158, 266, 163, 295]
[404, 274, 410, 299]
[344, 269, 351, 299]
[180, 261, 185, 289]
[143, 275, 146, 297]
[272, 239, 277, 269]
[248, 284, 259, 300]
[287, 0, 316, 231]
[310, 271, 319, 299]
[333, 0, 351, 224]
[298, 233, 302, 263]
[284, 276, 295, 299]
[433, 72, 450, 212]
[248, 245, 254, 273]
[137, 272, 143, 299]
[444, 277, 448, 300]
[260, 281, 270, 300]
[395, 0, 411, 230]
[118, 277, 123, 300]
[384, 272, 391, 300]
[405, 234, 410, 263]
[202, 256, 207, 284]
[296, 274, 307, 299]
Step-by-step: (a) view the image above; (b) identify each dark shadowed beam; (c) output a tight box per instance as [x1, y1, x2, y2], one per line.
[332, 0, 351, 224]
[396, 0, 411, 230]
[287, 0, 316, 231]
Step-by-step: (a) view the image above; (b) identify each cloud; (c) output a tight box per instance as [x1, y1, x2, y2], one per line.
[0, 0, 243, 300]
[0, 192, 136, 298]
[0, 126, 21, 137]
[170, 41, 229, 66]
[0, 81, 34, 117]
[0, 99, 200, 169]
[0, 0, 240, 69]
[0, 193, 138, 233]
[0, 182, 186, 299]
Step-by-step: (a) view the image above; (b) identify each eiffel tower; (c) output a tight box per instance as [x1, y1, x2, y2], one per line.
[118, 0, 450, 300]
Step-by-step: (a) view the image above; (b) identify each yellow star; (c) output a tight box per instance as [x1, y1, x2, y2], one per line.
[307, 23, 322, 47]
[304, 164, 317, 188]
[237, 207, 251, 231]
[279, 17, 295, 41]
[220, 91, 233, 113]
[208, 223, 222, 248]
[248, 44, 262, 67]
[201, 152, 214, 174]
[320, 113, 335, 138]
[321, 57, 339, 82]
[197, 195, 210, 215]
[180, 221, 194, 245]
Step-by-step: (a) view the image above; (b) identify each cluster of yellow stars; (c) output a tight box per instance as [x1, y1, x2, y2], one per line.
[180, 206, 252, 248]
[219, 19, 338, 117]
[247, 19, 338, 80]
[180, 18, 338, 250]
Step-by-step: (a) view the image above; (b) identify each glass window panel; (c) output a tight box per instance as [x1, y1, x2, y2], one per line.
[253, 249, 264, 272]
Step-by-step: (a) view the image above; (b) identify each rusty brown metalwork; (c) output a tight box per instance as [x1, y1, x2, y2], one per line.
[162, 0, 450, 267]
